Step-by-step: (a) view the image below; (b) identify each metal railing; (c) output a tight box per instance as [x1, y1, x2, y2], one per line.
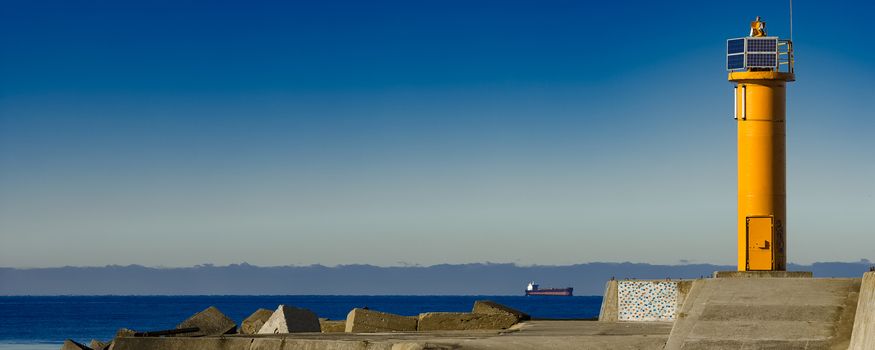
[778, 40, 794, 73]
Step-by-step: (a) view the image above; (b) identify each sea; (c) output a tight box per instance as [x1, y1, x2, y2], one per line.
[0, 295, 602, 349]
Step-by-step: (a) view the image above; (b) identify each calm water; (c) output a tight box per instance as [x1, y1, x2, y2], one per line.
[0, 295, 601, 348]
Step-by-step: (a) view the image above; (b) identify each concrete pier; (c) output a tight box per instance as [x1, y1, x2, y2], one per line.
[99, 272, 875, 350]
[112, 321, 672, 350]
[849, 272, 875, 350]
[664, 277, 860, 349]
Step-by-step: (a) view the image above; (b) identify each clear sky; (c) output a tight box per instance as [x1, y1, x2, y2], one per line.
[1, 0, 873, 268]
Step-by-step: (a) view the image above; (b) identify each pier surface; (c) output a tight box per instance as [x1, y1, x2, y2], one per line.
[113, 320, 672, 350]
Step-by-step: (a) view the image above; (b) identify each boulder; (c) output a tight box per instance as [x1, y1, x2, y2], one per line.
[345, 308, 417, 333]
[60, 339, 92, 350]
[257, 305, 321, 334]
[239, 308, 273, 335]
[319, 319, 346, 333]
[89, 339, 110, 350]
[176, 306, 237, 336]
[417, 312, 517, 331]
[115, 328, 137, 338]
[472, 300, 530, 321]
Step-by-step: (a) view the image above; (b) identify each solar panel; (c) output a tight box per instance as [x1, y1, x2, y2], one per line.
[746, 38, 777, 52]
[727, 55, 745, 70]
[727, 39, 745, 54]
[746, 53, 777, 68]
[726, 36, 779, 71]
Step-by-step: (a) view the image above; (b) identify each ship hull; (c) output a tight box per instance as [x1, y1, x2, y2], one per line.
[525, 288, 573, 296]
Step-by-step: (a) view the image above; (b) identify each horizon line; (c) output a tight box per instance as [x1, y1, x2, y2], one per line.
[2, 259, 872, 270]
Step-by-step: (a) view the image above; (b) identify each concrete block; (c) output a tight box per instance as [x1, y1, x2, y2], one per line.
[112, 320, 674, 350]
[345, 308, 417, 333]
[617, 280, 679, 321]
[680, 339, 831, 350]
[249, 338, 388, 350]
[248, 338, 284, 350]
[89, 339, 110, 350]
[713, 270, 813, 278]
[675, 280, 693, 312]
[665, 277, 861, 350]
[60, 340, 92, 350]
[257, 304, 321, 334]
[176, 306, 237, 336]
[115, 328, 136, 338]
[239, 308, 273, 335]
[112, 337, 253, 350]
[471, 300, 530, 321]
[699, 304, 841, 322]
[320, 319, 347, 333]
[390, 344, 430, 350]
[417, 312, 517, 331]
[598, 280, 619, 321]
[850, 272, 875, 350]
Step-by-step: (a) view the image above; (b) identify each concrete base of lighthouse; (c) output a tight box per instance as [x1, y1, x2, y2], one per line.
[712, 270, 812, 278]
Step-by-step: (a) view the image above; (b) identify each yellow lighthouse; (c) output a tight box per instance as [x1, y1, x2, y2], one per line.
[727, 18, 794, 271]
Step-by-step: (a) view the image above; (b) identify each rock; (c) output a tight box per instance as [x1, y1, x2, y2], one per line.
[89, 339, 110, 350]
[319, 319, 346, 333]
[60, 339, 92, 350]
[176, 306, 237, 336]
[239, 308, 273, 335]
[115, 328, 137, 338]
[345, 308, 417, 333]
[257, 305, 321, 334]
[472, 300, 530, 321]
[417, 312, 517, 331]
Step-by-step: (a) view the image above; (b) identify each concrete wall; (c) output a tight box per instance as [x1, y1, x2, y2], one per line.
[713, 271, 812, 278]
[599, 280, 693, 322]
[665, 277, 861, 350]
[114, 337, 393, 350]
[850, 271, 875, 350]
[674, 280, 692, 319]
[618, 281, 678, 322]
[598, 280, 618, 321]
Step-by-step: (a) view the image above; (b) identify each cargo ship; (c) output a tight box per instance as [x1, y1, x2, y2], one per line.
[525, 282, 573, 296]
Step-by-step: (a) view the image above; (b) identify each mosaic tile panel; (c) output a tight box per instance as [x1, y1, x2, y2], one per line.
[617, 281, 678, 321]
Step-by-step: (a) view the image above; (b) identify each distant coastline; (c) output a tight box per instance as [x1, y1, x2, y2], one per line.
[1, 261, 871, 296]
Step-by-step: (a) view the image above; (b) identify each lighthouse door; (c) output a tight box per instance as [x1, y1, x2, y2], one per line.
[746, 216, 774, 270]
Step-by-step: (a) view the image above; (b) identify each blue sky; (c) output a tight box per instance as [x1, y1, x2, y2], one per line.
[1, 0, 873, 267]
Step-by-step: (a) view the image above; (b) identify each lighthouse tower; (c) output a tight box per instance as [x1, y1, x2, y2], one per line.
[726, 17, 795, 271]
